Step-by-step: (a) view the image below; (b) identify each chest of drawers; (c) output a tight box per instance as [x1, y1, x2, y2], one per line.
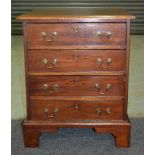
[17, 8, 135, 148]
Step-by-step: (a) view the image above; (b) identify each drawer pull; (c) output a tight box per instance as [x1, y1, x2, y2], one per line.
[51, 31, 57, 42]
[74, 26, 81, 33]
[41, 31, 57, 42]
[106, 32, 113, 39]
[96, 107, 112, 116]
[96, 31, 112, 39]
[106, 83, 112, 90]
[44, 108, 59, 118]
[94, 83, 112, 95]
[42, 58, 58, 69]
[96, 108, 102, 114]
[74, 104, 79, 110]
[96, 58, 112, 68]
[42, 83, 59, 93]
[107, 58, 112, 64]
[43, 83, 48, 90]
[53, 84, 59, 90]
[41, 32, 53, 42]
[106, 108, 111, 114]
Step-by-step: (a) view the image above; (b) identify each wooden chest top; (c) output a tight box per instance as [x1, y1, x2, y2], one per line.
[17, 8, 135, 20]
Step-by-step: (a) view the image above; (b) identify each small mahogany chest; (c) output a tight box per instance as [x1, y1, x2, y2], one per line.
[17, 8, 135, 147]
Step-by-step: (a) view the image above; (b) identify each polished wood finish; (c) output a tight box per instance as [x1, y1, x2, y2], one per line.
[29, 75, 124, 96]
[28, 50, 125, 72]
[30, 99, 123, 120]
[16, 8, 135, 20]
[23, 124, 58, 147]
[29, 71, 125, 76]
[23, 119, 131, 147]
[26, 23, 126, 49]
[17, 8, 135, 148]
[94, 123, 131, 147]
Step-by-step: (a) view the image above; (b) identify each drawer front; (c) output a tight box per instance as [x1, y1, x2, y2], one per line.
[26, 23, 126, 49]
[30, 99, 123, 120]
[29, 76, 124, 96]
[28, 50, 125, 72]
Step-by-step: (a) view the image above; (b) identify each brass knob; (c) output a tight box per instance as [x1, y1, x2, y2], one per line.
[96, 32, 102, 38]
[53, 84, 59, 90]
[41, 32, 47, 38]
[94, 83, 100, 89]
[94, 83, 105, 95]
[74, 104, 79, 110]
[107, 58, 112, 64]
[74, 26, 80, 32]
[96, 108, 102, 114]
[96, 58, 102, 64]
[106, 32, 112, 39]
[52, 32, 57, 36]
[43, 83, 48, 90]
[52, 59, 58, 65]
[106, 108, 111, 114]
[51, 32, 57, 42]
[106, 84, 112, 90]
[42, 58, 48, 64]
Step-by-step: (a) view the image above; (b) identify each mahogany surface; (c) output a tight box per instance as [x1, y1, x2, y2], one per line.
[17, 8, 135, 148]
[28, 50, 126, 72]
[30, 99, 124, 121]
[29, 75, 124, 96]
[26, 23, 126, 49]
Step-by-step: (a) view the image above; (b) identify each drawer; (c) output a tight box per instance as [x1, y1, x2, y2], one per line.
[28, 50, 125, 72]
[30, 99, 124, 121]
[26, 23, 126, 49]
[29, 76, 124, 96]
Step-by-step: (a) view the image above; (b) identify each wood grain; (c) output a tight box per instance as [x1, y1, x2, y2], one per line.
[16, 8, 135, 20]
[29, 75, 125, 96]
[26, 23, 126, 49]
[30, 99, 124, 121]
[28, 50, 126, 72]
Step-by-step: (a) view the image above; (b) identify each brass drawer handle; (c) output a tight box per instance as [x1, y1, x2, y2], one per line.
[43, 83, 48, 90]
[94, 83, 112, 95]
[41, 31, 57, 42]
[96, 107, 102, 114]
[96, 31, 112, 39]
[42, 83, 59, 93]
[96, 107, 112, 116]
[106, 108, 111, 114]
[51, 32, 57, 41]
[74, 26, 81, 33]
[42, 58, 58, 69]
[44, 108, 59, 118]
[96, 58, 112, 69]
[74, 104, 79, 110]
[53, 84, 59, 90]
